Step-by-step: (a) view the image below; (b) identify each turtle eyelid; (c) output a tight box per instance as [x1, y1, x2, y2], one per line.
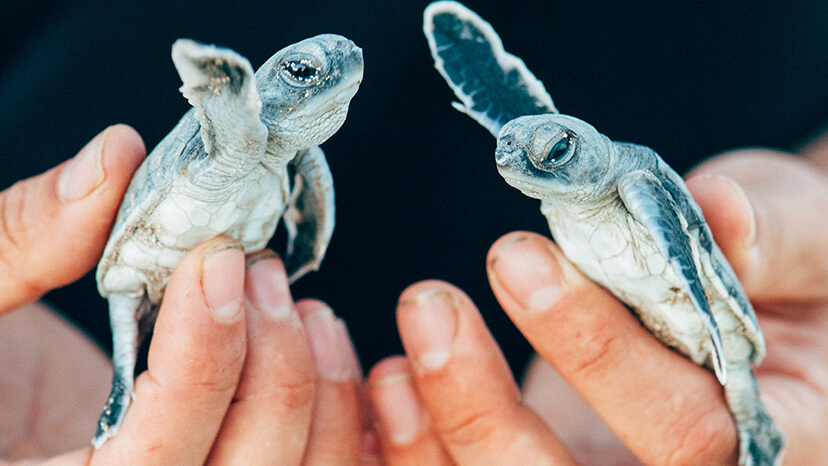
[539, 130, 576, 168]
[278, 57, 322, 87]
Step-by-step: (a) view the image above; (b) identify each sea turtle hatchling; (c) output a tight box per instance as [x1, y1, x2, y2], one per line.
[424, 2, 784, 465]
[92, 35, 363, 448]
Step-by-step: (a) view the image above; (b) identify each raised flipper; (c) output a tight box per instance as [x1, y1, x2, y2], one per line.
[284, 146, 335, 283]
[171, 39, 268, 166]
[617, 169, 727, 385]
[423, 1, 556, 136]
[93, 293, 153, 449]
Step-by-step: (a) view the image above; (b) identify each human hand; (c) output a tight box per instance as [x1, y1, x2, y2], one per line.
[366, 149, 828, 464]
[0, 128, 368, 464]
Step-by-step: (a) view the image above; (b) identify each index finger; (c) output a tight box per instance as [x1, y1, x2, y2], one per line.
[487, 232, 739, 465]
[91, 237, 247, 465]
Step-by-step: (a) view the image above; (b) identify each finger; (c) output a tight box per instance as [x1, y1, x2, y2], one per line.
[0, 125, 145, 313]
[297, 299, 362, 465]
[92, 236, 246, 466]
[687, 149, 828, 300]
[207, 252, 315, 465]
[393, 280, 577, 465]
[487, 232, 739, 465]
[368, 356, 453, 466]
[521, 355, 641, 464]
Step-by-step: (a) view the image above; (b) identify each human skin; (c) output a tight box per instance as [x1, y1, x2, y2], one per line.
[0, 126, 375, 465]
[367, 145, 828, 465]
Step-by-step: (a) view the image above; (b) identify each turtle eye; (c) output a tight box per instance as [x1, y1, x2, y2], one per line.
[280, 58, 320, 87]
[540, 131, 575, 168]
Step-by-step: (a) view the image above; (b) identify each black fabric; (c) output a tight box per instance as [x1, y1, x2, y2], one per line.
[3, 0, 828, 373]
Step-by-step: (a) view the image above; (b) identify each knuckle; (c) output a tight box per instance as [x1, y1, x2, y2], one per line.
[565, 321, 622, 379]
[268, 376, 316, 411]
[0, 181, 31, 257]
[159, 346, 247, 398]
[663, 405, 736, 465]
[0, 182, 50, 298]
[435, 404, 505, 448]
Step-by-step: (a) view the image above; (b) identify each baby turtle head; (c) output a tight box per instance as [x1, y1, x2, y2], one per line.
[495, 114, 616, 202]
[257, 34, 363, 153]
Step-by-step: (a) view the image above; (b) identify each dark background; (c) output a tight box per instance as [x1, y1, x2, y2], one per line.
[3, 0, 828, 375]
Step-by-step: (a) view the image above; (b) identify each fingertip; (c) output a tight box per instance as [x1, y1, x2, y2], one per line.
[488, 230, 547, 265]
[96, 124, 146, 195]
[367, 356, 453, 463]
[295, 299, 354, 381]
[398, 279, 465, 306]
[105, 124, 146, 161]
[59, 124, 145, 203]
[295, 297, 333, 319]
[368, 355, 411, 382]
[396, 281, 463, 373]
[200, 238, 245, 323]
[245, 250, 296, 321]
[367, 356, 423, 447]
[486, 231, 568, 315]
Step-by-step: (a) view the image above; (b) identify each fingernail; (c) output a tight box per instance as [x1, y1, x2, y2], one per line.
[488, 234, 564, 313]
[706, 174, 758, 248]
[304, 308, 351, 380]
[398, 288, 458, 371]
[246, 251, 295, 321]
[371, 371, 421, 446]
[201, 240, 245, 322]
[723, 176, 762, 271]
[58, 126, 110, 202]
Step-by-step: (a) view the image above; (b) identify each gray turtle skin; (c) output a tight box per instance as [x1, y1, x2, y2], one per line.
[93, 35, 363, 448]
[424, 2, 784, 465]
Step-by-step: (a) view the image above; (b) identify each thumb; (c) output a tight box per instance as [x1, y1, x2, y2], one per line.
[687, 149, 828, 302]
[0, 125, 145, 314]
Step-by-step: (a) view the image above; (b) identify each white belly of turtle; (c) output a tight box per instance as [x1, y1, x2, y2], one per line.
[542, 200, 754, 368]
[102, 166, 288, 303]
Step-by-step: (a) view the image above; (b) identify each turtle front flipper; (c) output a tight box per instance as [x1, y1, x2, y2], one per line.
[171, 39, 268, 166]
[93, 293, 153, 449]
[283, 146, 334, 283]
[617, 169, 728, 385]
[423, 1, 557, 136]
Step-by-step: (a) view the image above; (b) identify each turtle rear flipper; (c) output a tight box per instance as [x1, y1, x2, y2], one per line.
[423, 1, 557, 136]
[93, 293, 153, 449]
[284, 146, 334, 283]
[725, 367, 786, 466]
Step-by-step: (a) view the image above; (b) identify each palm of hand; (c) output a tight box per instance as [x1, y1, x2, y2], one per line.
[0, 303, 111, 457]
